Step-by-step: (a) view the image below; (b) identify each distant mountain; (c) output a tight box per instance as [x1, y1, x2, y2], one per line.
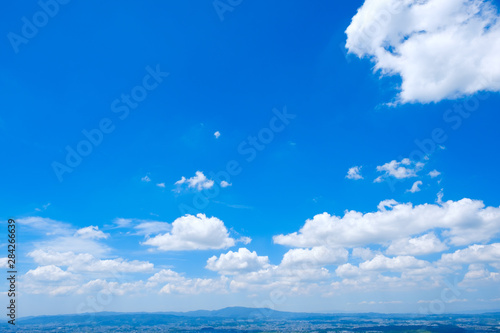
[15, 307, 500, 327]
[161, 306, 319, 319]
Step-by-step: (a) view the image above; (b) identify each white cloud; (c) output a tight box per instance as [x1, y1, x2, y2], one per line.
[352, 248, 378, 261]
[113, 218, 133, 228]
[376, 158, 424, 180]
[77, 279, 146, 296]
[220, 180, 232, 188]
[134, 221, 171, 236]
[141, 175, 151, 182]
[111, 218, 172, 236]
[25, 265, 74, 281]
[386, 233, 448, 256]
[214, 131, 221, 139]
[175, 171, 214, 191]
[407, 180, 423, 193]
[440, 243, 500, 264]
[143, 214, 243, 251]
[429, 170, 441, 178]
[74, 226, 109, 240]
[280, 246, 348, 267]
[346, 166, 363, 180]
[19, 217, 110, 256]
[35, 235, 110, 257]
[28, 249, 154, 273]
[17, 217, 73, 236]
[35, 203, 51, 212]
[147, 269, 228, 294]
[156, 183, 165, 188]
[0, 258, 8, 268]
[333, 255, 447, 291]
[273, 198, 500, 248]
[359, 254, 428, 271]
[461, 264, 500, 285]
[345, 0, 500, 103]
[206, 248, 270, 275]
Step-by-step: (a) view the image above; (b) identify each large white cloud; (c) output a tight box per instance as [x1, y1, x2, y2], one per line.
[273, 198, 500, 248]
[346, 0, 500, 103]
[206, 248, 270, 275]
[143, 214, 246, 251]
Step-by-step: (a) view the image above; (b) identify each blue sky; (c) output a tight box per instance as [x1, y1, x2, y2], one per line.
[1, 0, 500, 317]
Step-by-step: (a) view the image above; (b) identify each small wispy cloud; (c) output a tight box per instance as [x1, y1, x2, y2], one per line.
[346, 166, 363, 180]
[407, 181, 423, 193]
[428, 170, 441, 178]
[376, 158, 424, 182]
[175, 171, 214, 191]
[35, 203, 51, 212]
[220, 180, 232, 188]
[214, 131, 221, 139]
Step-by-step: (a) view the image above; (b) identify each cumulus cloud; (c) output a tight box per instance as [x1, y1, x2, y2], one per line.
[141, 175, 151, 182]
[440, 243, 500, 264]
[386, 233, 448, 256]
[460, 264, 500, 286]
[346, 166, 363, 180]
[280, 246, 348, 267]
[25, 265, 74, 281]
[206, 248, 270, 275]
[143, 214, 244, 251]
[345, 0, 500, 103]
[407, 180, 423, 193]
[175, 171, 214, 191]
[147, 269, 228, 294]
[74, 226, 109, 240]
[214, 131, 221, 139]
[376, 158, 424, 181]
[359, 254, 428, 271]
[352, 248, 378, 261]
[273, 198, 500, 248]
[156, 183, 166, 188]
